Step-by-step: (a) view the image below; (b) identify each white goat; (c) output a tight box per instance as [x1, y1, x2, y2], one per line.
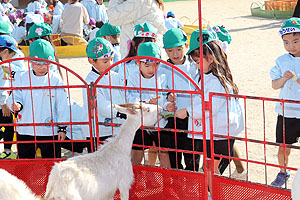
[0, 168, 40, 200]
[292, 168, 300, 200]
[45, 103, 161, 200]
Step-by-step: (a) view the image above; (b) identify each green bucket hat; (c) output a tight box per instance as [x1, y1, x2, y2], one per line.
[163, 28, 187, 48]
[138, 42, 161, 62]
[29, 39, 55, 62]
[0, 21, 14, 34]
[25, 23, 52, 40]
[133, 22, 157, 38]
[86, 37, 114, 59]
[96, 22, 121, 37]
[186, 29, 217, 55]
[279, 17, 300, 36]
[213, 25, 232, 44]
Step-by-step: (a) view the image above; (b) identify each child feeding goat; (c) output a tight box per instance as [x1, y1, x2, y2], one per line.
[45, 103, 162, 200]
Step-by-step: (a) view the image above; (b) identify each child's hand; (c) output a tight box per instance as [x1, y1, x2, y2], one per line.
[167, 93, 176, 102]
[283, 70, 294, 80]
[166, 102, 177, 112]
[11, 102, 21, 111]
[58, 132, 66, 141]
[1, 104, 11, 117]
[175, 109, 187, 119]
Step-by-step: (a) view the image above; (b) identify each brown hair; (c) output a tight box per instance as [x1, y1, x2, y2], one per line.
[156, 0, 164, 11]
[189, 41, 239, 95]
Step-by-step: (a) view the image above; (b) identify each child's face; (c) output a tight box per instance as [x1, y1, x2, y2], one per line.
[96, 0, 103, 5]
[31, 61, 49, 76]
[191, 54, 213, 73]
[140, 61, 160, 79]
[88, 56, 114, 74]
[282, 33, 300, 57]
[0, 49, 16, 61]
[165, 44, 188, 65]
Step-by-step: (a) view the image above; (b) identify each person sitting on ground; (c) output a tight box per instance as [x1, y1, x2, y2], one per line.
[164, 11, 183, 30]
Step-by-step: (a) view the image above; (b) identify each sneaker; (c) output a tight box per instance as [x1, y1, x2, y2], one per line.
[0, 151, 17, 159]
[271, 171, 290, 187]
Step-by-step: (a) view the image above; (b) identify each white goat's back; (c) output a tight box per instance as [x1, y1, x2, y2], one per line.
[0, 169, 40, 200]
[292, 168, 300, 200]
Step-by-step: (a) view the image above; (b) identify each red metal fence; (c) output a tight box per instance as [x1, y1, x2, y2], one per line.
[0, 57, 295, 199]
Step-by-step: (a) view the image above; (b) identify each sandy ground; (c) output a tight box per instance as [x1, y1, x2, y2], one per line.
[1, 0, 298, 191]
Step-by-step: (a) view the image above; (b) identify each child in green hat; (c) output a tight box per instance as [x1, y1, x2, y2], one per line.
[161, 27, 198, 170]
[119, 22, 158, 82]
[8, 39, 70, 159]
[25, 22, 53, 44]
[127, 42, 176, 168]
[82, 37, 126, 152]
[96, 22, 121, 72]
[25, 22, 63, 78]
[0, 35, 22, 159]
[176, 28, 244, 189]
[270, 17, 300, 187]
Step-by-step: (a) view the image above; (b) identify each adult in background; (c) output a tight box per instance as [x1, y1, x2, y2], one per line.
[60, 0, 89, 45]
[107, 0, 166, 58]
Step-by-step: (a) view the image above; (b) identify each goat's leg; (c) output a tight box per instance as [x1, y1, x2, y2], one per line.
[118, 187, 129, 200]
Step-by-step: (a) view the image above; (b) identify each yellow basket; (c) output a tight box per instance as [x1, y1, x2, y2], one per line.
[20, 35, 88, 58]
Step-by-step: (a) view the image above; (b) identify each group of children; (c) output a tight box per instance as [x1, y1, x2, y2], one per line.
[0, 1, 299, 189]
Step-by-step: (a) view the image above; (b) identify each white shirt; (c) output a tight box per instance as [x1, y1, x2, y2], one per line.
[165, 18, 183, 30]
[27, 1, 42, 13]
[81, 68, 126, 137]
[187, 72, 244, 140]
[53, 1, 64, 16]
[60, 2, 89, 37]
[8, 70, 70, 136]
[270, 53, 300, 118]
[127, 69, 168, 128]
[12, 26, 26, 44]
[51, 15, 61, 34]
[160, 57, 198, 109]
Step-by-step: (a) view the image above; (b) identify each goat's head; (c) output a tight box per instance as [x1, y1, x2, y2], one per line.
[113, 103, 162, 126]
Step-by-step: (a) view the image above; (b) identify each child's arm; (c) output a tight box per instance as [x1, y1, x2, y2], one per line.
[272, 70, 294, 90]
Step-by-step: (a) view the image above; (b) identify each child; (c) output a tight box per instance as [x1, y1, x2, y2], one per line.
[81, 37, 126, 152]
[96, 22, 121, 72]
[127, 42, 176, 168]
[84, 18, 97, 41]
[94, 0, 108, 24]
[165, 11, 183, 30]
[27, 0, 43, 14]
[8, 13, 17, 28]
[0, 35, 22, 159]
[25, 22, 63, 77]
[270, 17, 300, 187]
[52, 0, 64, 16]
[1, 0, 15, 14]
[119, 22, 157, 82]
[81, 0, 96, 20]
[12, 18, 26, 44]
[44, 13, 61, 35]
[212, 25, 232, 53]
[175, 28, 244, 188]
[161, 28, 198, 170]
[8, 39, 70, 159]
